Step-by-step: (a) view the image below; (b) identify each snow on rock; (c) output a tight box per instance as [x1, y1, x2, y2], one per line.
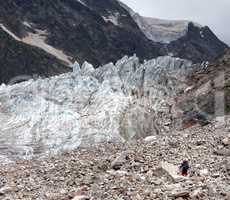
[76, 0, 87, 7]
[138, 17, 189, 43]
[102, 13, 120, 26]
[138, 18, 202, 44]
[135, 15, 203, 44]
[118, 1, 203, 43]
[200, 30, 205, 38]
[0, 55, 192, 161]
[22, 21, 32, 28]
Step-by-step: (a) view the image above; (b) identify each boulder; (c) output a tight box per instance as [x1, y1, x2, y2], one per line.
[199, 169, 209, 176]
[72, 196, 89, 200]
[0, 186, 11, 195]
[111, 151, 129, 170]
[169, 190, 189, 198]
[190, 189, 204, 199]
[222, 137, 230, 146]
[213, 149, 230, 156]
[144, 136, 157, 143]
[160, 162, 185, 182]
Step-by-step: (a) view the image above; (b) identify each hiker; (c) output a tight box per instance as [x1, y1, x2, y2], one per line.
[179, 160, 189, 176]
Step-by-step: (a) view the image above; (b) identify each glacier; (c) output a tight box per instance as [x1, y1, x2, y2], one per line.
[0, 55, 192, 162]
[118, 0, 202, 44]
[133, 16, 189, 44]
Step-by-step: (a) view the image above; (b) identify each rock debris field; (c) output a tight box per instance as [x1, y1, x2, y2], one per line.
[0, 124, 229, 200]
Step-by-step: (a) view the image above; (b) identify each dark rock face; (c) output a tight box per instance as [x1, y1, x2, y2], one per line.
[0, 0, 228, 83]
[0, 0, 164, 67]
[0, 28, 70, 84]
[167, 23, 228, 63]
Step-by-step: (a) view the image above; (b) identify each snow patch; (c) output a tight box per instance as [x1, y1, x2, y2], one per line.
[23, 21, 32, 28]
[168, 52, 174, 57]
[102, 13, 120, 26]
[76, 0, 87, 7]
[0, 24, 21, 41]
[200, 30, 205, 38]
[193, 22, 203, 28]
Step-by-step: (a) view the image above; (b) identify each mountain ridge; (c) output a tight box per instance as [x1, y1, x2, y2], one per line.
[0, 0, 228, 84]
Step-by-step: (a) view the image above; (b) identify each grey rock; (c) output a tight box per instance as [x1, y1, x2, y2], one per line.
[169, 190, 189, 198]
[213, 149, 230, 156]
[160, 162, 185, 183]
[222, 137, 230, 146]
[72, 196, 90, 200]
[111, 152, 129, 170]
[0, 186, 11, 195]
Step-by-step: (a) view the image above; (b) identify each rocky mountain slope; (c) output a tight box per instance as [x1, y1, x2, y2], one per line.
[119, 1, 228, 62]
[166, 23, 228, 63]
[0, 0, 228, 83]
[0, 28, 70, 84]
[175, 49, 230, 127]
[0, 0, 163, 73]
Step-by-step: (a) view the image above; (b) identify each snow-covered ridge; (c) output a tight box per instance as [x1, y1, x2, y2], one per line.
[0, 55, 192, 162]
[118, 1, 202, 43]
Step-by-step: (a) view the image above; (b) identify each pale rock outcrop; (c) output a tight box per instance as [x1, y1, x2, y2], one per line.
[160, 162, 185, 183]
[144, 136, 157, 143]
[222, 135, 230, 146]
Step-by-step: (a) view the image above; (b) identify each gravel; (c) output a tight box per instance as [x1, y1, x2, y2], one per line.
[0, 124, 229, 200]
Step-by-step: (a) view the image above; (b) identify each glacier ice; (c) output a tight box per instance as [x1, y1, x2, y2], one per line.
[71, 61, 81, 74]
[118, 0, 202, 43]
[0, 55, 192, 162]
